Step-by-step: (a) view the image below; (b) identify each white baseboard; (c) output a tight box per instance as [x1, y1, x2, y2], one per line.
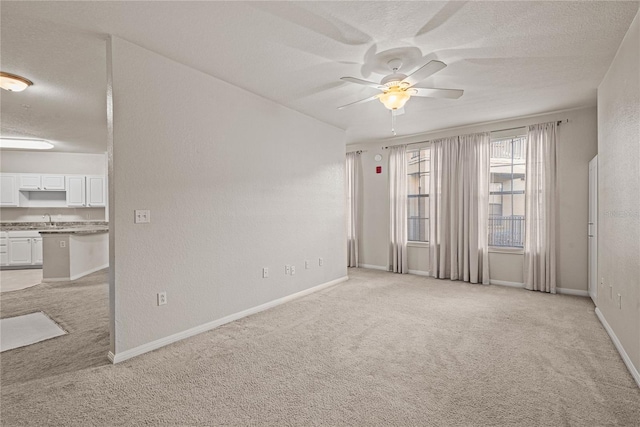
[408, 269, 431, 277]
[490, 279, 525, 288]
[595, 307, 640, 389]
[108, 275, 349, 364]
[490, 280, 590, 297]
[358, 264, 389, 271]
[557, 287, 589, 297]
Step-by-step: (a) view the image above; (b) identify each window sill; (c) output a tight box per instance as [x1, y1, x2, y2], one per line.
[489, 247, 524, 255]
[407, 241, 429, 248]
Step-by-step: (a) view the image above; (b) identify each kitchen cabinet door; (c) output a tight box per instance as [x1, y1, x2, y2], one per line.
[42, 175, 66, 191]
[9, 238, 32, 265]
[0, 174, 19, 206]
[66, 176, 86, 207]
[19, 174, 42, 190]
[32, 238, 43, 265]
[86, 176, 105, 207]
[0, 234, 8, 266]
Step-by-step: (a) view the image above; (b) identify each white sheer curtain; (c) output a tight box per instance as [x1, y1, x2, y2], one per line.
[389, 145, 408, 273]
[524, 122, 557, 293]
[346, 152, 360, 268]
[430, 133, 490, 284]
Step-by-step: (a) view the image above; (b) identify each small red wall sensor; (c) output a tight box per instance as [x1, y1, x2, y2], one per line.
[376, 166, 382, 174]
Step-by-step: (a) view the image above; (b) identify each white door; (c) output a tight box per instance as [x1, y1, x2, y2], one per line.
[9, 238, 33, 265]
[66, 176, 86, 207]
[86, 176, 105, 207]
[32, 238, 43, 265]
[0, 174, 19, 206]
[588, 156, 598, 303]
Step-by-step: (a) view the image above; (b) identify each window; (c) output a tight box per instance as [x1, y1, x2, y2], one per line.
[407, 148, 430, 242]
[489, 135, 526, 248]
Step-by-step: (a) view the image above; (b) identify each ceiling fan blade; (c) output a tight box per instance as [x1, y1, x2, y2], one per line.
[337, 94, 381, 110]
[401, 60, 447, 87]
[340, 77, 385, 90]
[410, 87, 464, 99]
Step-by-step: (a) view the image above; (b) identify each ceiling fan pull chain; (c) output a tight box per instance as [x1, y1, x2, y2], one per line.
[391, 110, 397, 136]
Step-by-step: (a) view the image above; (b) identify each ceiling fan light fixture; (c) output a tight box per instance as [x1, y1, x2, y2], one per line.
[379, 87, 411, 110]
[0, 72, 33, 92]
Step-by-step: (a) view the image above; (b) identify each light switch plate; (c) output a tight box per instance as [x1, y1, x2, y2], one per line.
[135, 210, 151, 224]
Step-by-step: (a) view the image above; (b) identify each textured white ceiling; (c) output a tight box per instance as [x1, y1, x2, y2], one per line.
[1, 1, 638, 152]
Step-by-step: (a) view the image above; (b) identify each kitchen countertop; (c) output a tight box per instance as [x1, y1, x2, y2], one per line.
[38, 226, 108, 235]
[0, 222, 108, 234]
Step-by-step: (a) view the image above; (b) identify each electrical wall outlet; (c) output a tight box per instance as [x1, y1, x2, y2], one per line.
[319, 258, 324, 266]
[262, 267, 269, 278]
[305, 260, 310, 269]
[291, 265, 296, 275]
[157, 292, 167, 306]
[135, 210, 151, 224]
[59, 240, 66, 248]
[285, 265, 291, 275]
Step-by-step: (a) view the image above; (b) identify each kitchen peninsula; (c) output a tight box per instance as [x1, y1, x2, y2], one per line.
[39, 224, 108, 281]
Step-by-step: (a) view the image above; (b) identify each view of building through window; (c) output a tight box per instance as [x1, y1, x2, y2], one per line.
[406, 139, 526, 247]
[489, 135, 527, 247]
[407, 148, 430, 242]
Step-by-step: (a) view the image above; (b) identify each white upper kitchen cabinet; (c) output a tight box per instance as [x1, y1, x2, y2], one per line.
[66, 175, 86, 207]
[20, 174, 66, 191]
[86, 176, 106, 207]
[1, 174, 19, 206]
[66, 175, 105, 207]
[19, 174, 42, 190]
[42, 175, 66, 190]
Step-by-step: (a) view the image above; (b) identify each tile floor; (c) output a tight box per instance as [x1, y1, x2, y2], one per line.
[0, 269, 43, 293]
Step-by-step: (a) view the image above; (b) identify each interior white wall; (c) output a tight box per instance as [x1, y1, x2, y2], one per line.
[0, 151, 106, 175]
[0, 151, 107, 222]
[108, 37, 346, 356]
[351, 106, 597, 290]
[596, 12, 639, 376]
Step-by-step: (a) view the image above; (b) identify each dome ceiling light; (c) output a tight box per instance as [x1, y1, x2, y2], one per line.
[0, 72, 33, 92]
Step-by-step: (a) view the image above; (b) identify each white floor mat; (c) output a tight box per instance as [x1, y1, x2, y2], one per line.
[1, 312, 66, 352]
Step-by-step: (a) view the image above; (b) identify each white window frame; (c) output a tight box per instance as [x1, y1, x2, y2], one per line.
[488, 130, 527, 251]
[407, 146, 430, 244]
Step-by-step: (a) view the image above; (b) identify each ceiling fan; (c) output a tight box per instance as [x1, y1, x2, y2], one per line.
[338, 58, 464, 112]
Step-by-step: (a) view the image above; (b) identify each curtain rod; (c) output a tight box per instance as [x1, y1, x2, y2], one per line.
[346, 150, 366, 154]
[382, 119, 568, 149]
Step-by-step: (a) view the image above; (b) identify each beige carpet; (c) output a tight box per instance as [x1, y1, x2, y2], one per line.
[1, 268, 639, 426]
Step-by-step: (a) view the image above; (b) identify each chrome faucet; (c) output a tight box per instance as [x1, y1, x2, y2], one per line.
[43, 213, 53, 227]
